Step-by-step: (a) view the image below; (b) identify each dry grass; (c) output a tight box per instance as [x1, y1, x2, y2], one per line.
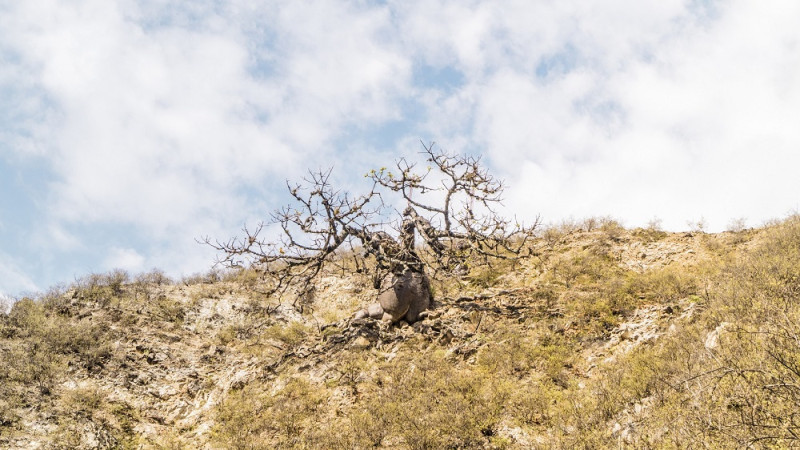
[5, 216, 800, 448]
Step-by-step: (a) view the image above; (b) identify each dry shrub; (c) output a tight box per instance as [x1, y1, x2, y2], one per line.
[213, 377, 328, 449]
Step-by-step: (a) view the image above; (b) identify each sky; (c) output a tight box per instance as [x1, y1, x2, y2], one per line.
[1, 0, 799, 299]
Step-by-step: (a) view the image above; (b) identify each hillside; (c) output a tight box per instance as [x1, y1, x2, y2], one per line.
[2, 217, 800, 448]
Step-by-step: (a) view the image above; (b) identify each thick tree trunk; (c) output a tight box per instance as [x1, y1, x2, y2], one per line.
[354, 269, 432, 323]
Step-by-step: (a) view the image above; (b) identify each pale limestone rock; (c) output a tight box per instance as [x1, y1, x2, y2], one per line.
[704, 322, 730, 350]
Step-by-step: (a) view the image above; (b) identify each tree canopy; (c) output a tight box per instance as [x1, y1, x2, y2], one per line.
[204, 143, 537, 300]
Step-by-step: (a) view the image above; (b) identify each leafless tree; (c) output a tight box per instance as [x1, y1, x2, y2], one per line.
[203, 143, 537, 308]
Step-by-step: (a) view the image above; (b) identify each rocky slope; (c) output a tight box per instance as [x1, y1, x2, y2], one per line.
[3, 219, 799, 448]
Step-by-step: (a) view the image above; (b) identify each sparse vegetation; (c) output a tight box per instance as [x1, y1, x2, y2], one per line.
[5, 215, 800, 447]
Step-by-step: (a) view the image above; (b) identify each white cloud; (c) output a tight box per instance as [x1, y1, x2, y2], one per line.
[1, 0, 413, 284]
[398, 0, 800, 231]
[104, 247, 146, 272]
[34, 223, 82, 252]
[0, 251, 39, 296]
[0, 293, 11, 314]
[4, 1, 410, 230]
[2, 0, 800, 293]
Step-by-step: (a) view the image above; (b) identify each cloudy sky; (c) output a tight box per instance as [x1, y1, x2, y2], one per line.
[1, 0, 799, 298]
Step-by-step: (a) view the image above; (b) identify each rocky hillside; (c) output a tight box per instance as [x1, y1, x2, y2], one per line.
[2, 217, 800, 448]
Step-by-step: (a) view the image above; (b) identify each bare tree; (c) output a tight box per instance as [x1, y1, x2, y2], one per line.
[203, 143, 537, 319]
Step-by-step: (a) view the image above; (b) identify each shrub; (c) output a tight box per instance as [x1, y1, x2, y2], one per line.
[262, 321, 312, 348]
[213, 377, 328, 448]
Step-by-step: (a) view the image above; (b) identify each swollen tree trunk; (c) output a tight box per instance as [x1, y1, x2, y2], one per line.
[354, 270, 431, 323]
[354, 206, 432, 323]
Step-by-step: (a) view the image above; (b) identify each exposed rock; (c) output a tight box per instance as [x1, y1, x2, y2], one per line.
[1, 225, 755, 448]
[704, 321, 731, 350]
[351, 336, 371, 349]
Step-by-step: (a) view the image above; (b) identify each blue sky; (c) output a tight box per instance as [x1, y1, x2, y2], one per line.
[2, 0, 800, 299]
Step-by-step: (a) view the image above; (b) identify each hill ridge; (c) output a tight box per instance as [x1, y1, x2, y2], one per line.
[4, 220, 799, 448]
